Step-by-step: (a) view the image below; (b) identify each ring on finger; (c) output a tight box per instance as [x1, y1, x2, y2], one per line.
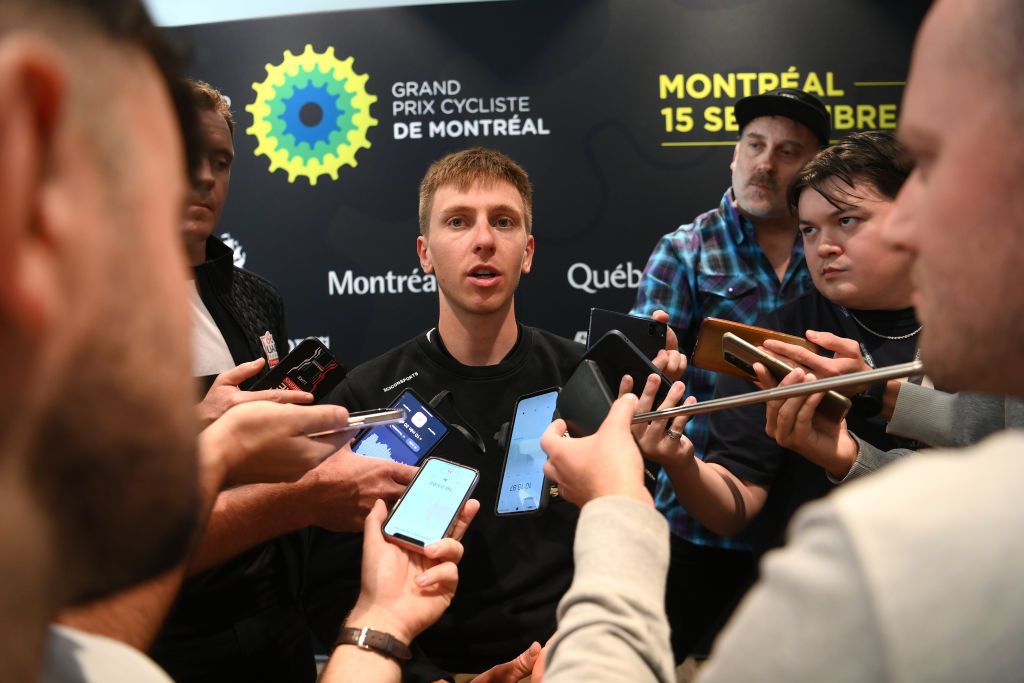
[665, 429, 683, 440]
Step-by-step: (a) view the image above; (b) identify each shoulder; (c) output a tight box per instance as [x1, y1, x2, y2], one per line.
[791, 433, 1024, 678]
[328, 335, 429, 405]
[527, 327, 586, 362]
[41, 626, 173, 683]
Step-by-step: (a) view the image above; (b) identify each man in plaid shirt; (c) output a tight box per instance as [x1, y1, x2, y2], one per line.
[631, 88, 829, 662]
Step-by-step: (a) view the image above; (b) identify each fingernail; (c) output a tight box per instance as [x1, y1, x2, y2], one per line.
[415, 574, 429, 586]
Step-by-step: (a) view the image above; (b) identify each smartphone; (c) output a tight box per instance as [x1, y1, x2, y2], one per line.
[588, 308, 668, 361]
[585, 330, 674, 406]
[495, 388, 560, 516]
[251, 338, 346, 401]
[351, 389, 449, 466]
[383, 457, 479, 552]
[691, 318, 818, 380]
[722, 332, 851, 422]
[306, 407, 405, 438]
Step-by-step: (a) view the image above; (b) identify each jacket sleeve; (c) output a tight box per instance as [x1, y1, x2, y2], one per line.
[542, 496, 675, 683]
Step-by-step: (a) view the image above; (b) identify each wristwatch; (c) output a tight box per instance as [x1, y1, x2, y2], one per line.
[336, 626, 412, 663]
[851, 380, 887, 418]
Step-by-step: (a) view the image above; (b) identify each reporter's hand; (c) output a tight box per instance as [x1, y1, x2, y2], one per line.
[541, 395, 651, 507]
[756, 363, 858, 477]
[197, 358, 314, 428]
[298, 447, 417, 532]
[620, 373, 698, 468]
[762, 330, 872, 396]
[472, 641, 543, 683]
[345, 497, 480, 644]
[650, 309, 687, 383]
[200, 401, 351, 486]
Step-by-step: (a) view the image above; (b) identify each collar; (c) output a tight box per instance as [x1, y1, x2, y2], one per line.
[721, 188, 754, 246]
[419, 324, 531, 380]
[192, 236, 235, 285]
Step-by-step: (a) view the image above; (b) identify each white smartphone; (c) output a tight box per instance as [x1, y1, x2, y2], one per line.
[306, 407, 406, 438]
[383, 457, 479, 552]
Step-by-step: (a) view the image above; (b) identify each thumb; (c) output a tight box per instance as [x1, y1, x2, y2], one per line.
[363, 498, 387, 537]
[214, 358, 266, 387]
[600, 394, 639, 434]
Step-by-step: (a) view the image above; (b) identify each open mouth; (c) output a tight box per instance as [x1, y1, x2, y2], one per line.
[469, 268, 498, 280]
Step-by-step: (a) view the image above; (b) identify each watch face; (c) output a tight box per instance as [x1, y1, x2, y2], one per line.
[851, 383, 885, 418]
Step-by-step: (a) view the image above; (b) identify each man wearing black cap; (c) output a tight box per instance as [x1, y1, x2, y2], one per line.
[630, 88, 830, 661]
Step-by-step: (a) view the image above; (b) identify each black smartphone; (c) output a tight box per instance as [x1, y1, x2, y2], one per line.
[722, 332, 851, 422]
[251, 338, 345, 402]
[585, 330, 674, 406]
[351, 388, 449, 466]
[588, 308, 668, 361]
[383, 457, 479, 552]
[495, 388, 560, 516]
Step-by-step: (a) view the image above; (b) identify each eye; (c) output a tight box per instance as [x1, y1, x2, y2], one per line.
[447, 216, 466, 228]
[779, 147, 798, 160]
[800, 225, 818, 238]
[494, 216, 516, 229]
[839, 216, 860, 228]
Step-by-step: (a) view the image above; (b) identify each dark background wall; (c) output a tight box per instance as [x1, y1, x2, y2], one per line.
[171, 0, 930, 368]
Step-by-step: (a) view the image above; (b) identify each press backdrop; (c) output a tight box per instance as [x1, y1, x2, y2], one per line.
[170, 0, 929, 368]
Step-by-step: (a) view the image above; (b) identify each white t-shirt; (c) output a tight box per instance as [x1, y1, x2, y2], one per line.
[188, 279, 236, 377]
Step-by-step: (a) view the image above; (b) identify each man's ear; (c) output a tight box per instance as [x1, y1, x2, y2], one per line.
[416, 234, 433, 274]
[521, 234, 535, 275]
[0, 39, 67, 338]
[730, 141, 740, 173]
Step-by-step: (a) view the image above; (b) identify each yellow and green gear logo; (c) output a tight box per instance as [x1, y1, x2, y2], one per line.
[246, 45, 377, 185]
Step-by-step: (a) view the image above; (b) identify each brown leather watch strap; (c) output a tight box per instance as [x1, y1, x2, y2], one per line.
[335, 626, 412, 662]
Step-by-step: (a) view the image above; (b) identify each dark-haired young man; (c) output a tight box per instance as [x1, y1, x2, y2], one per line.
[310, 148, 587, 678]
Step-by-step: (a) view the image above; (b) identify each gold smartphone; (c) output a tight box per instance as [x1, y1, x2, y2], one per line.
[722, 332, 851, 422]
[692, 317, 818, 379]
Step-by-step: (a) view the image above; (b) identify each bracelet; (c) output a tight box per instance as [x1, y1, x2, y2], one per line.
[335, 626, 412, 663]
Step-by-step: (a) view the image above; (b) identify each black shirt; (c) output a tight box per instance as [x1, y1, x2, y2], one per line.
[306, 326, 584, 676]
[705, 290, 920, 555]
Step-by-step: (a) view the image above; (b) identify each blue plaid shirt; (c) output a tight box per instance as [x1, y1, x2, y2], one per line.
[631, 189, 813, 548]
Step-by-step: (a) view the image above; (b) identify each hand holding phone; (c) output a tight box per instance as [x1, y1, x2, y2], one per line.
[722, 333, 850, 422]
[345, 496, 481, 648]
[383, 457, 480, 552]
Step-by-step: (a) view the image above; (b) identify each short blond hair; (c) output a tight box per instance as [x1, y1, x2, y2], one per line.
[418, 147, 533, 235]
[187, 78, 234, 135]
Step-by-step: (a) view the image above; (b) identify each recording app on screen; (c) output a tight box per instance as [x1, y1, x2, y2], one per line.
[353, 390, 447, 466]
[384, 458, 478, 546]
[496, 390, 559, 514]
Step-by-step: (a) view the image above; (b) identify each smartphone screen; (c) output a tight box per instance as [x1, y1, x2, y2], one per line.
[383, 457, 479, 548]
[496, 389, 560, 515]
[351, 389, 448, 466]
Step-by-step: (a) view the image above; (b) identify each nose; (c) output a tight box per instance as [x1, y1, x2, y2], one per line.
[817, 231, 843, 258]
[191, 157, 214, 195]
[884, 170, 920, 254]
[471, 217, 496, 256]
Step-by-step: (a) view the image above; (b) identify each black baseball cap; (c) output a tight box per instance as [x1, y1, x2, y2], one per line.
[735, 88, 831, 147]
